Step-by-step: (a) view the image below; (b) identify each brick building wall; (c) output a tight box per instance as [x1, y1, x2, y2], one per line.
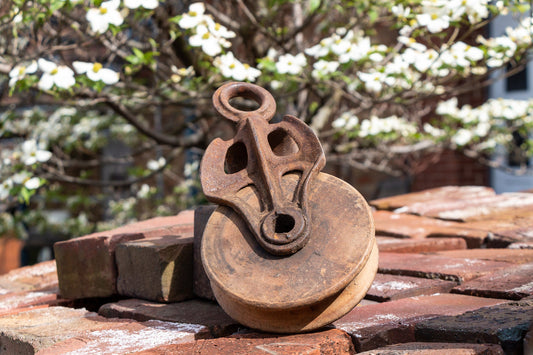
[411, 150, 489, 192]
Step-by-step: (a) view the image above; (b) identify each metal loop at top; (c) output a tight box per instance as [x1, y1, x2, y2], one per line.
[213, 82, 276, 123]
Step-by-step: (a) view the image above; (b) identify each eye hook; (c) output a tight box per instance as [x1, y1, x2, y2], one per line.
[213, 82, 277, 123]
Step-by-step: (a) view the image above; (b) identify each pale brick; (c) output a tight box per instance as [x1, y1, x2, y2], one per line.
[98, 298, 239, 338]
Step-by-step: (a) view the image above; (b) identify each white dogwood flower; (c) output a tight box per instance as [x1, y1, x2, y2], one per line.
[0, 179, 13, 200]
[9, 61, 38, 87]
[147, 157, 166, 170]
[37, 59, 75, 90]
[311, 60, 339, 79]
[24, 177, 42, 190]
[178, 2, 207, 29]
[86, 0, 123, 33]
[20, 139, 52, 165]
[275, 53, 307, 75]
[453, 128, 473, 146]
[73, 61, 119, 84]
[188, 24, 225, 56]
[215, 52, 261, 81]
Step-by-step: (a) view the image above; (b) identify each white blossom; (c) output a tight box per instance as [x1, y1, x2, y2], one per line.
[188, 24, 225, 56]
[178, 2, 207, 29]
[37, 59, 75, 90]
[73, 61, 119, 85]
[24, 177, 41, 190]
[0, 179, 13, 200]
[205, 17, 235, 39]
[86, 0, 123, 33]
[275, 53, 307, 75]
[332, 112, 359, 130]
[453, 128, 473, 146]
[147, 157, 166, 170]
[20, 139, 52, 165]
[137, 184, 151, 198]
[214, 52, 261, 81]
[305, 37, 334, 58]
[359, 115, 416, 137]
[358, 71, 393, 93]
[424, 123, 445, 137]
[9, 61, 37, 87]
[311, 60, 339, 79]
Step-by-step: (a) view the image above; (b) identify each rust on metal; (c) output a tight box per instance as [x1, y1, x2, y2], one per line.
[200, 82, 377, 333]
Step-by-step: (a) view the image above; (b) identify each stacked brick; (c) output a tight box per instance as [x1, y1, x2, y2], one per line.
[0, 186, 532, 354]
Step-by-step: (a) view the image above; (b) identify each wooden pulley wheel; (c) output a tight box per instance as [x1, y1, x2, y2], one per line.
[200, 82, 377, 333]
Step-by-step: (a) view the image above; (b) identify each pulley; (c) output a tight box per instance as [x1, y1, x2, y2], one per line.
[200, 82, 377, 333]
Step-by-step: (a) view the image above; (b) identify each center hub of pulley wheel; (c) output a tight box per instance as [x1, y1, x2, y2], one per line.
[260, 208, 306, 246]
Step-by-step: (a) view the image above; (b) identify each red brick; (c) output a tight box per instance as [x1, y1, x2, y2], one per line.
[415, 298, 533, 355]
[379, 252, 512, 282]
[0, 260, 57, 294]
[0, 306, 206, 354]
[452, 263, 533, 300]
[54, 233, 143, 299]
[357, 342, 504, 354]
[429, 248, 533, 264]
[193, 205, 217, 301]
[0, 236, 23, 274]
[131, 329, 355, 354]
[370, 186, 495, 211]
[54, 210, 193, 299]
[39, 320, 204, 355]
[333, 294, 506, 352]
[373, 211, 487, 248]
[377, 236, 467, 253]
[366, 274, 456, 302]
[401, 193, 533, 222]
[116, 235, 194, 302]
[98, 298, 239, 338]
[0, 290, 59, 316]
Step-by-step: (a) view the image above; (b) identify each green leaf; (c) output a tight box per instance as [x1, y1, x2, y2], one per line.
[309, 0, 321, 12]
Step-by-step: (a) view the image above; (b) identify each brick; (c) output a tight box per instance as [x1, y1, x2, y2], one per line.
[116, 235, 194, 302]
[378, 252, 512, 282]
[386, 192, 533, 222]
[429, 248, 533, 264]
[193, 205, 217, 301]
[54, 233, 143, 299]
[415, 298, 533, 355]
[333, 294, 505, 352]
[0, 236, 23, 274]
[0, 260, 57, 294]
[452, 263, 533, 300]
[131, 329, 355, 354]
[0, 306, 206, 354]
[357, 342, 504, 354]
[0, 290, 59, 316]
[366, 274, 456, 302]
[370, 186, 495, 211]
[98, 298, 239, 338]
[38, 320, 205, 355]
[525, 324, 533, 355]
[373, 211, 487, 248]
[0, 306, 111, 353]
[377, 236, 467, 253]
[54, 210, 193, 299]
[508, 242, 533, 249]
